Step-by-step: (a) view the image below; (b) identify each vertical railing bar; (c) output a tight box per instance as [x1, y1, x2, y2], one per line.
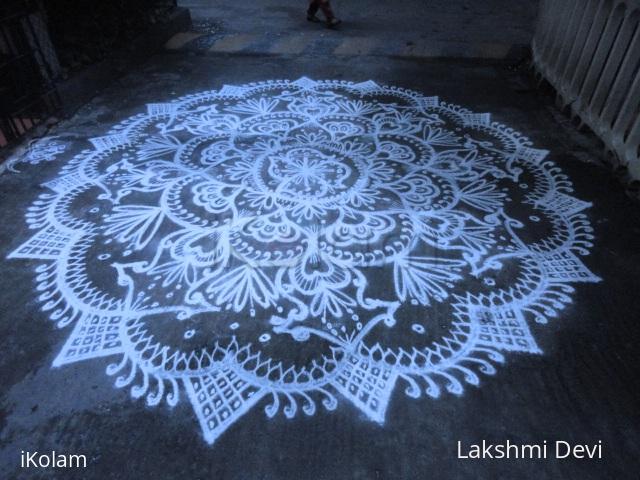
[589, 13, 638, 121]
[610, 60, 640, 150]
[577, 4, 626, 115]
[567, 0, 613, 101]
[549, 0, 584, 81]
[558, 0, 601, 99]
[601, 20, 640, 126]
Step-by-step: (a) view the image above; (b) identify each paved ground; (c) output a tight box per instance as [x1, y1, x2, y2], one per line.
[171, 0, 537, 59]
[1, 3, 640, 480]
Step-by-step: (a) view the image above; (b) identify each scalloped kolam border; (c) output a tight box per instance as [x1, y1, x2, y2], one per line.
[8, 78, 600, 445]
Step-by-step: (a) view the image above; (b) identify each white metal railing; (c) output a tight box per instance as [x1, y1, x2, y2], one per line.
[533, 0, 640, 181]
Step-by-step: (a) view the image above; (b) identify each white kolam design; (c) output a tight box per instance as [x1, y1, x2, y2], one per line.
[9, 78, 599, 444]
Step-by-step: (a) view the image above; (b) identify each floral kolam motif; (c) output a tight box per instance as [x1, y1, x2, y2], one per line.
[9, 78, 600, 444]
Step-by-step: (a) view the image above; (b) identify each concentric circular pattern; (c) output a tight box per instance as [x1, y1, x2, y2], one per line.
[9, 78, 599, 445]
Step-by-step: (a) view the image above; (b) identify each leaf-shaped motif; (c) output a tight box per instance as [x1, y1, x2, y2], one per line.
[394, 256, 466, 305]
[103, 205, 164, 250]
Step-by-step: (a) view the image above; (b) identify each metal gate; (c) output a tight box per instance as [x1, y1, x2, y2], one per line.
[0, 0, 61, 148]
[532, 0, 640, 181]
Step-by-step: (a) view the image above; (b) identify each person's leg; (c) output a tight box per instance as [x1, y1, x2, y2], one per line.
[307, 0, 321, 21]
[317, 0, 335, 20]
[308, 0, 341, 27]
[308, 0, 320, 17]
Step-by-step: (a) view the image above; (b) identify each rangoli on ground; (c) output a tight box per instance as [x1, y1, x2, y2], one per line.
[9, 78, 599, 444]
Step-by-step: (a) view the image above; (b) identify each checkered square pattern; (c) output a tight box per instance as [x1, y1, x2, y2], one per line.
[9, 225, 73, 260]
[351, 80, 380, 94]
[516, 146, 549, 164]
[541, 250, 599, 282]
[187, 369, 266, 444]
[219, 84, 250, 97]
[475, 307, 540, 353]
[53, 314, 123, 366]
[544, 192, 591, 216]
[333, 354, 397, 423]
[420, 96, 440, 109]
[89, 134, 130, 151]
[146, 103, 180, 116]
[461, 112, 491, 127]
[44, 174, 84, 193]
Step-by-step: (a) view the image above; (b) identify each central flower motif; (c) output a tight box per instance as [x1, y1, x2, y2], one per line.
[265, 147, 354, 201]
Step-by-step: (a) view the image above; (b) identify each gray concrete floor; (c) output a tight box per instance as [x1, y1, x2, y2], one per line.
[1, 3, 640, 480]
[173, 0, 537, 59]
